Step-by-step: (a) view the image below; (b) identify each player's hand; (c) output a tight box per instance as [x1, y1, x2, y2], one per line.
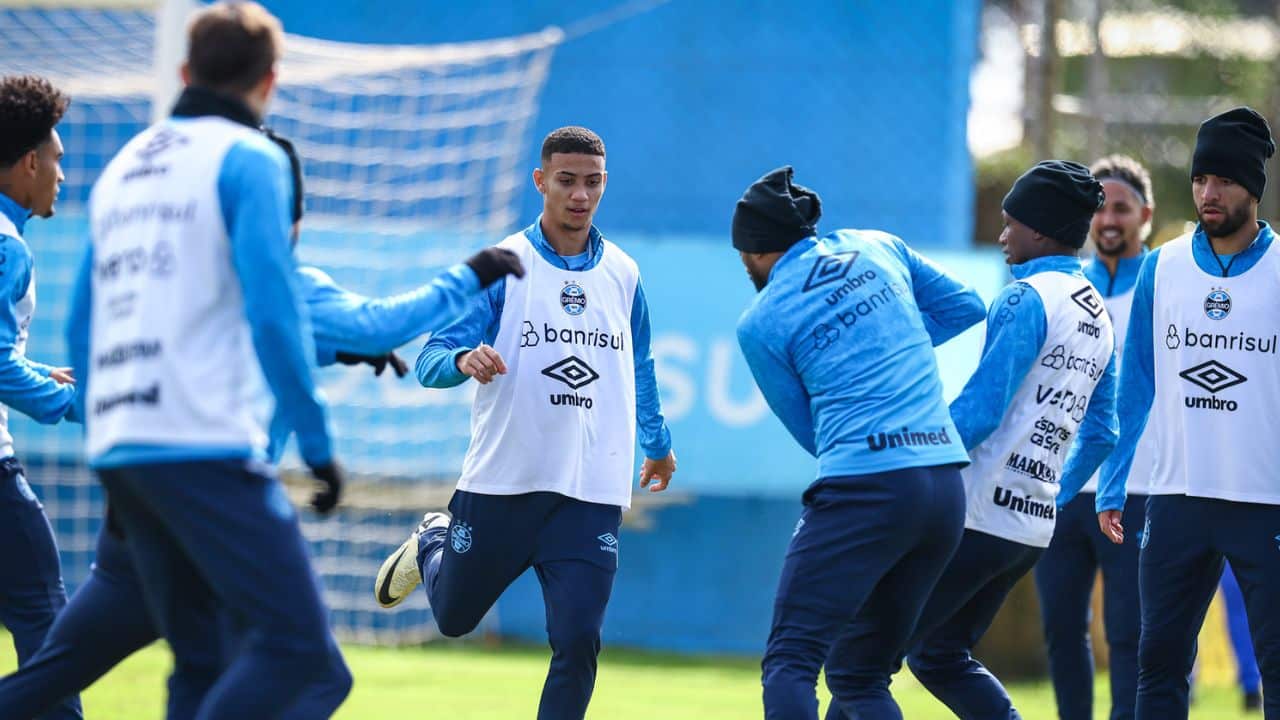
[50, 367, 74, 384]
[1098, 510, 1124, 544]
[308, 461, 344, 515]
[456, 344, 507, 384]
[334, 351, 409, 378]
[465, 247, 525, 288]
[639, 450, 676, 493]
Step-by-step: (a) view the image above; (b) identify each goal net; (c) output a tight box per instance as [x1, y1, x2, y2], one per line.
[0, 0, 562, 643]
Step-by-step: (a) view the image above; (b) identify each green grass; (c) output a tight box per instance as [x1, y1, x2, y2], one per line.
[0, 634, 1253, 718]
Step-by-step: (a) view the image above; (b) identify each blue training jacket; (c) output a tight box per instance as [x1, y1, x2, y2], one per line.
[736, 229, 985, 481]
[949, 255, 1119, 509]
[1097, 222, 1275, 512]
[265, 261, 481, 461]
[414, 218, 671, 461]
[0, 192, 77, 434]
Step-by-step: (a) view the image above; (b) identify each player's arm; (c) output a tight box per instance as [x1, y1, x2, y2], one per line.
[737, 313, 817, 456]
[630, 278, 675, 491]
[1056, 349, 1119, 509]
[221, 137, 333, 467]
[949, 282, 1046, 450]
[889, 235, 986, 346]
[414, 279, 504, 388]
[0, 234, 75, 424]
[302, 248, 522, 367]
[65, 241, 93, 423]
[1096, 248, 1161, 515]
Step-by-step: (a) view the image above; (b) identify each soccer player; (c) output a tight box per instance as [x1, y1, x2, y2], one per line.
[1034, 154, 1154, 720]
[374, 125, 676, 720]
[0, 129, 523, 719]
[881, 161, 1117, 720]
[65, 4, 345, 715]
[1098, 106, 1280, 720]
[733, 166, 986, 719]
[0, 74, 82, 720]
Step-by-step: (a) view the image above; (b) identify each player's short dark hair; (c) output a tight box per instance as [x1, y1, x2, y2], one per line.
[1090, 154, 1154, 206]
[186, 1, 284, 95]
[0, 75, 69, 168]
[540, 126, 605, 166]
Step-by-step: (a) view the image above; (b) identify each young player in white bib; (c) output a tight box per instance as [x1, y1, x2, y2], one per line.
[376, 126, 676, 720]
[827, 161, 1119, 720]
[1098, 107, 1280, 719]
[1034, 155, 1155, 720]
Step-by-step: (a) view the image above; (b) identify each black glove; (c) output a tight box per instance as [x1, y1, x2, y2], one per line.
[307, 461, 344, 515]
[335, 351, 409, 378]
[465, 247, 525, 288]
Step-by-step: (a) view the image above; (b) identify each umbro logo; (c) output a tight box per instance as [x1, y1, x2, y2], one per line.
[1179, 360, 1247, 394]
[598, 532, 619, 554]
[802, 251, 859, 292]
[541, 356, 599, 389]
[1070, 286, 1104, 319]
[137, 127, 189, 161]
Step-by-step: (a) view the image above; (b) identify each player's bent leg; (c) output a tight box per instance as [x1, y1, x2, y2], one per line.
[822, 464, 965, 720]
[110, 461, 335, 718]
[0, 561, 157, 719]
[1097, 492, 1145, 720]
[904, 530, 1041, 720]
[1217, 499, 1280, 719]
[0, 458, 83, 720]
[100, 469, 225, 719]
[281, 633, 353, 719]
[763, 467, 958, 720]
[1134, 495, 1221, 720]
[1033, 493, 1098, 720]
[418, 491, 553, 638]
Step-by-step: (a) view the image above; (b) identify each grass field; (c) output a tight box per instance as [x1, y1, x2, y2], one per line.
[0, 633, 1255, 719]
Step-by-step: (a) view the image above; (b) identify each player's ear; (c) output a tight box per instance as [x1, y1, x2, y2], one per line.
[532, 168, 545, 194]
[1140, 205, 1154, 225]
[179, 62, 192, 87]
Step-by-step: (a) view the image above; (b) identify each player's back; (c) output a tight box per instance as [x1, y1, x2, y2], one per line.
[86, 117, 281, 459]
[740, 229, 968, 479]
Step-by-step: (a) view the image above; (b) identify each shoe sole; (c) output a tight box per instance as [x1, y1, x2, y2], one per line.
[374, 534, 417, 609]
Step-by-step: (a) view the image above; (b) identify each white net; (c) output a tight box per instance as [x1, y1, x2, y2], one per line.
[0, 1, 562, 643]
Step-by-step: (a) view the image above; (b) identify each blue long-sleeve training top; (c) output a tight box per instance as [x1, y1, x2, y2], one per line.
[949, 255, 1119, 508]
[736, 229, 985, 480]
[265, 262, 482, 460]
[415, 219, 671, 460]
[1082, 249, 1147, 300]
[1097, 222, 1276, 512]
[0, 192, 77, 437]
[67, 115, 333, 467]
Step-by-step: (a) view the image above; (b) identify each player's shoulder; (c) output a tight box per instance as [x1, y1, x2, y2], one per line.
[222, 129, 289, 175]
[598, 235, 640, 277]
[296, 264, 337, 291]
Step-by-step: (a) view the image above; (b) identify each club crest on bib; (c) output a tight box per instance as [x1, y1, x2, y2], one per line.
[1204, 288, 1231, 320]
[560, 281, 587, 316]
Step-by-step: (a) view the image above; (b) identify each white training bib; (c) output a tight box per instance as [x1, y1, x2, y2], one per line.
[1080, 278, 1153, 495]
[0, 212, 35, 460]
[1148, 234, 1280, 503]
[963, 271, 1114, 547]
[456, 231, 639, 508]
[86, 118, 271, 459]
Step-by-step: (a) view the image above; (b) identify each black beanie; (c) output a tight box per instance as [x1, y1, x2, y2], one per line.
[1001, 160, 1104, 249]
[1191, 107, 1275, 200]
[732, 166, 822, 253]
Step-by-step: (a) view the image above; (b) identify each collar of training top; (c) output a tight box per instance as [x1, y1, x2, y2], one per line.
[0, 191, 30, 236]
[1010, 253, 1083, 280]
[170, 86, 261, 129]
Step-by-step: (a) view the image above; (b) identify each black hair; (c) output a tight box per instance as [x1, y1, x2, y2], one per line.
[540, 126, 605, 166]
[0, 75, 69, 168]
